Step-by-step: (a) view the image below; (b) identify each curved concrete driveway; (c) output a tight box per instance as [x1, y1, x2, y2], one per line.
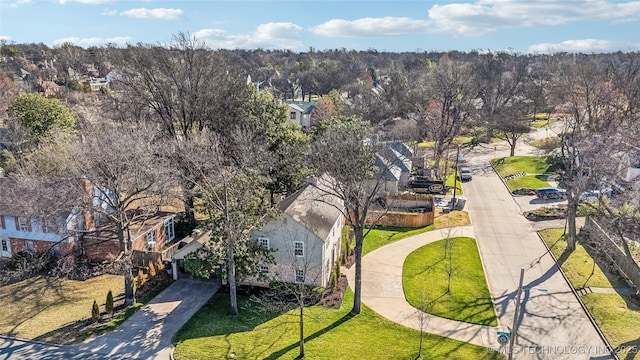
[344, 225, 499, 349]
[0, 278, 219, 360]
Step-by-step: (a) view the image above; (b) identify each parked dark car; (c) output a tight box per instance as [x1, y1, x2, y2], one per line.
[535, 187, 566, 200]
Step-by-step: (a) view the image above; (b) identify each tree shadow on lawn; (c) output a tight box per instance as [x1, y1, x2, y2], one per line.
[444, 295, 498, 326]
[263, 312, 355, 359]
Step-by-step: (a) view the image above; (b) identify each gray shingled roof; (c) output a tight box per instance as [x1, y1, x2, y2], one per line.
[277, 174, 343, 242]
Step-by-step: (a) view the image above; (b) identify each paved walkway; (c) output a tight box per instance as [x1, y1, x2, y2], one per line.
[0, 278, 219, 360]
[344, 225, 499, 349]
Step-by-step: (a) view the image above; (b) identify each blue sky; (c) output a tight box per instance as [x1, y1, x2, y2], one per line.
[1, 0, 639, 53]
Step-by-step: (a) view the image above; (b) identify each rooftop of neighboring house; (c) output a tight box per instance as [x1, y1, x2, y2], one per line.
[0, 176, 83, 219]
[285, 100, 316, 115]
[380, 146, 411, 172]
[277, 174, 343, 241]
[84, 210, 176, 241]
[373, 154, 402, 181]
[385, 141, 414, 159]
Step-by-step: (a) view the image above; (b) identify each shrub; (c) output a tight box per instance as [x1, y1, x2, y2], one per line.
[105, 290, 114, 314]
[137, 269, 147, 287]
[148, 261, 157, 278]
[156, 258, 164, 271]
[91, 300, 100, 322]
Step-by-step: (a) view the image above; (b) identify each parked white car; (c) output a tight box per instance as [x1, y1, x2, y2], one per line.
[579, 188, 612, 202]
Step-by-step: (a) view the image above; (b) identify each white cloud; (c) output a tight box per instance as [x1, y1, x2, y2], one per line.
[193, 22, 303, 49]
[528, 39, 640, 53]
[428, 0, 640, 36]
[0, 35, 11, 42]
[57, 0, 111, 4]
[53, 36, 132, 47]
[120, 8, 184, 20]
[310, 17, 431, 37]
[101, 8, 116, 16]
[311, 0, 640, 38]
[0, 0, 32, 8]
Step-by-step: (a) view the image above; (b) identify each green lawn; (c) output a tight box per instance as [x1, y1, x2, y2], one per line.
[402, 237, 498, 326]
[539, 228, 622, 288]
[0, 274, 124, 340]
[582, 293, 640, 359]
[173, 290, 503, 360]
[491, 156, 553, 177]
[363, 225, 435, 256]
[361, 212, 471, 256]
[505, 175, 551, 191]
[446, 173, 463, 195]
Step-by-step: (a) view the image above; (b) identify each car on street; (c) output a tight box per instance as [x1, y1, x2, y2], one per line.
[458, 167, 472, 181]
[535, 187, 567, 200]
[579, 188, 612, 202]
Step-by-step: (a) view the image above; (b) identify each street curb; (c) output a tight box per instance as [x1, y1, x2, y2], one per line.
[488, 160, 524, 215]
[0, 334, 62, 348]
[535, 232, 619, 360]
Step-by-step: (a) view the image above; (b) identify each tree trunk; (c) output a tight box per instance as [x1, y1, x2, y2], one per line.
[183, 190, 197, 229]
[224, 184, 238, 316]
[566, 198, 578, 251]
[352, 228, 364, 315]
[299, 289, 305, 358]
[123, 226, 136, 306]
[510, 141, 516, 157]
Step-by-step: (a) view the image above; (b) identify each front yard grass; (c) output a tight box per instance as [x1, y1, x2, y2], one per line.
[173, 289, 503, 360]
[361, 211, 471, 256]
[0, 274, 124, 340]
[491, 156, 553, 177]
[539, 228, 640, 358]
[582, 293, 640, 359]
[402, 237, 498, 326]
[538, 228, 623, 288]
[505, 174, 551, 191]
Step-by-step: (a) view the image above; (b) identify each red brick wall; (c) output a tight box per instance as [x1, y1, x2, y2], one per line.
[81, 237, 121, 262]
[8, 238, 75, 256]
[131, 224, 167, 252]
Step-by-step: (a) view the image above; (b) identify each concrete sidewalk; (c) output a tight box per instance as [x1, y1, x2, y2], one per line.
[344, 225, 500, 349]
[0, 278, 219, 360]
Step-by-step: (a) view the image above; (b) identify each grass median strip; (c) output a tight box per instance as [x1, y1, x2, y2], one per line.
[402, 237, 498, 326]
[173, 289, 504, 360]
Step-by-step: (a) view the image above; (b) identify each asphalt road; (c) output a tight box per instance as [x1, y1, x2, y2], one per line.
[462, 145, 614, 359]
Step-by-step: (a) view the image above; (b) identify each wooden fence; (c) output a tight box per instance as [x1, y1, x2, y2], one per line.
[365, 210, 434, 228]
[583, 216, 640, 292]
[132, 239, 183, 268]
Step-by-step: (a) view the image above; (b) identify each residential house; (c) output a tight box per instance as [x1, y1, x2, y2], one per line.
[379, 145, 412, 188]
[285, 101, 316, 131]
[37, 80, 60, 97]
[252, 175, 343, 287]
[0, 177, 84, 259]
[0, 176, 176, 262]
[371, 154, 402, 194]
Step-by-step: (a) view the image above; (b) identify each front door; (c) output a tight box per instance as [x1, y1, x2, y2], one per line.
[1, 238, 11, 258]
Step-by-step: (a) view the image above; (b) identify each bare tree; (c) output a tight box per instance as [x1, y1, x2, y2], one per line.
[310, 116, 383, 315]
[177, 130, 275, 315]
[420, 55, 477, 177]
[72, 121, 173, 305]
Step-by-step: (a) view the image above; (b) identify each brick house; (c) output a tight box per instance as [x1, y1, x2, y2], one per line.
[0, 176, 176, 262]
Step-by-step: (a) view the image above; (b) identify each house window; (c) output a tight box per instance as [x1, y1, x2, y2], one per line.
[1, 239, 8, 252]
[145, 230, 157, 251]
[295, 269, 305, 283]
[290, 111, 296, 120]
[25, 240, 35, 252]
[164, 218, 175, 241]
[258, 237, 269, 249]
[294, 241, 304, 257]
[259, 265, 269, 276]
[19, 217, 29, 231]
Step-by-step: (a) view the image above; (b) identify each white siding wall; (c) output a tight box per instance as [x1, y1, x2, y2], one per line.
[254, 214, 342, 286]
[0, 215, 66, 243]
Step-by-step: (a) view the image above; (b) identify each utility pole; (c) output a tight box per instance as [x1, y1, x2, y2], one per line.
[508, 268, 525, 360]
[452, 145, 460, 210]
